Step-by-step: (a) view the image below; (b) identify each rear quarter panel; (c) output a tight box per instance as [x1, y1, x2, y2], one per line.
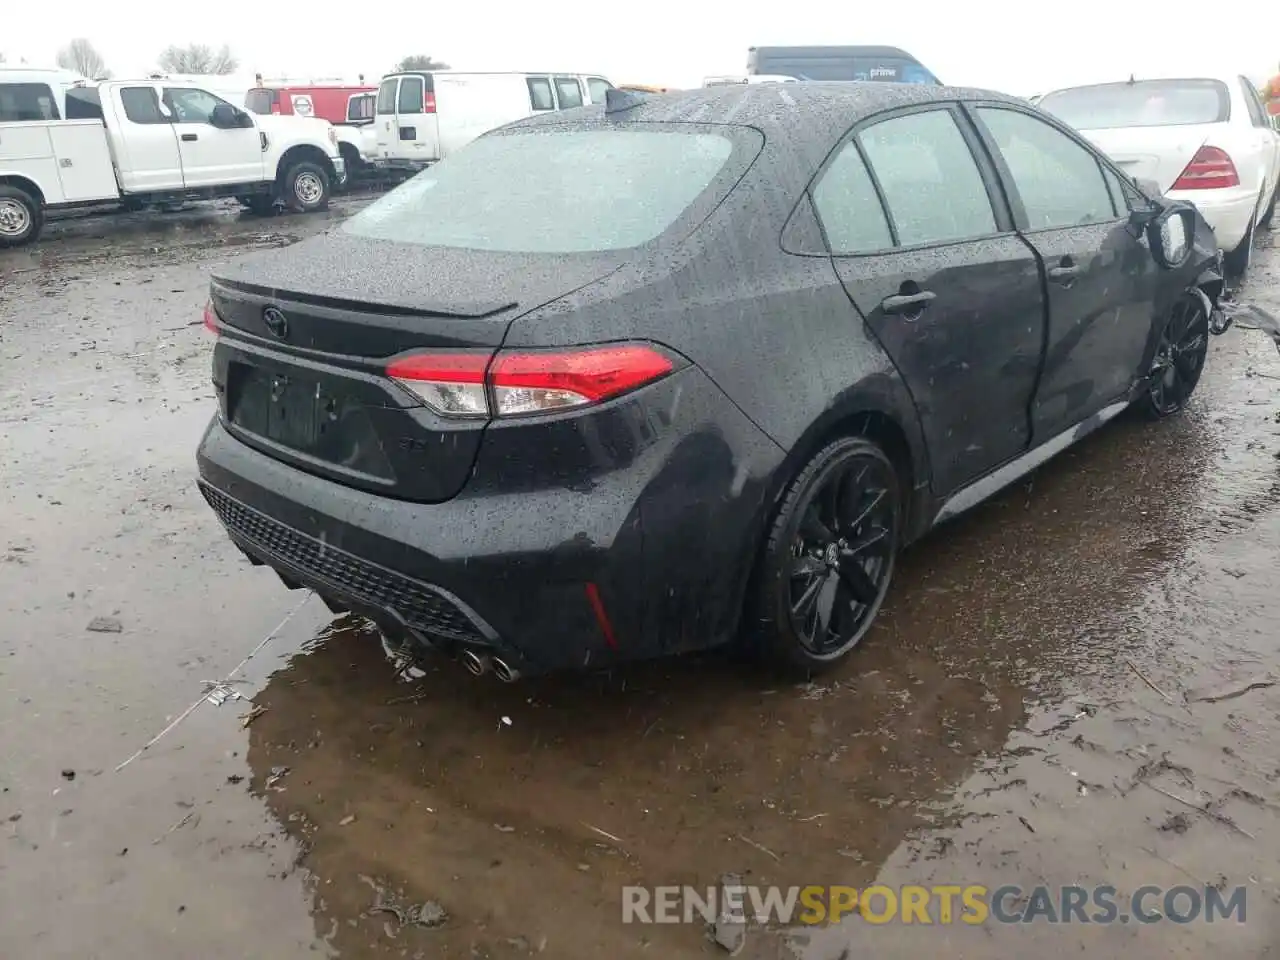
[501, 138, 931, 529]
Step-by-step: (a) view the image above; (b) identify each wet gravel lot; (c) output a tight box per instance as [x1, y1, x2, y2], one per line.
[2, 202, 1279, 959]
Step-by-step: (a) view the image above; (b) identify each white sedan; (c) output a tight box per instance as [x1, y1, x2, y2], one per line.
[1037, 75, 1280, 277]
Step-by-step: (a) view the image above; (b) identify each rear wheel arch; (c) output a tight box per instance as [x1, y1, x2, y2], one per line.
[0, 175, 46, 205]
[771, 393, 931, 544]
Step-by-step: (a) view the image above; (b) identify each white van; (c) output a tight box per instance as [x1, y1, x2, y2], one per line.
[372, 71, 613, 169]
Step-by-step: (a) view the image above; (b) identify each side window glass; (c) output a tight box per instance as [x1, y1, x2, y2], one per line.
[398, 77, 423, 115]
[587, 78, 612, 103]
[857, 109, 997, 246]
[121, 87, 167, 125]
[977, 107, 1116, 230]
[811, 141, 893, 254]
[527, 77, 554, 111]
[164, 88, 225, 124]
[1101, 165, 1129, 216]
[0, 83, 60, 121]
[1240, 79, 1268, 127]
[376, 79, 398, 115]
[554, 77, 584, 109]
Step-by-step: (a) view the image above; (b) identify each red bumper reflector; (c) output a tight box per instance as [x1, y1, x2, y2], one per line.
[584, 582, 619, 650]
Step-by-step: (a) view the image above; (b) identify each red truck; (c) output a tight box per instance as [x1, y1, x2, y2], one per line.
[245, 77, 375, 124]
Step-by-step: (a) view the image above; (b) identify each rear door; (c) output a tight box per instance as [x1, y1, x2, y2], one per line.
[969, 104, 1158, 439]
[814, 104, 1046, 495]
[109, 84, 185, 192]
[374, 76, 399, 157]
[389, 74, 441, 162]
[162, 86, 262, 186]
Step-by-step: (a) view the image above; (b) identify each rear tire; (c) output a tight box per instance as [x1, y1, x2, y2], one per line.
[0, 185, 43, 248]
[282, 161, 331, 213]
[337, 144, 363, 188]
[749, 437, 900, 676]
[1139, 291, 1209, 420]
[1223, 192, 1261, 278]
[1262, 182, 1277, 229]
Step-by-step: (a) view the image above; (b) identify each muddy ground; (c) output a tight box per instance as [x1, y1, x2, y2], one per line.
[2, 202, 1279, 959]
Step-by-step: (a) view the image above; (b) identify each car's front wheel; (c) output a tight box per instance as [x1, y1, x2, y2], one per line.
[282, 161, 331, 214]
[751, 436, 900, 675]
[1140, 291, 1209, 419]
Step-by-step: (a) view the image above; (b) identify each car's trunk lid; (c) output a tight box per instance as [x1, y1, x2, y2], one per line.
[209, 233, 626, 503]
[1076, 124, 1216, 193]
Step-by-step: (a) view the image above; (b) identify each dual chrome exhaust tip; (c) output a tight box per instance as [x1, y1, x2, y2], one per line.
[460, 648, 520, 682]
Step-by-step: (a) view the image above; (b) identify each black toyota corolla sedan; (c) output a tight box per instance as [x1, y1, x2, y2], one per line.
[197, 83, 1226, 679]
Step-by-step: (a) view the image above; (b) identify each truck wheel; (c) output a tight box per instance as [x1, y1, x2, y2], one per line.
[282, 162, 331, 213]
[0, 186, 42, 248]
[337, 144, 364, 187]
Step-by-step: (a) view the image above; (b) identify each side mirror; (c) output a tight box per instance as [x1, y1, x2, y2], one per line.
[1148, 205, 1196, 270]
[210, 103, 246, 129]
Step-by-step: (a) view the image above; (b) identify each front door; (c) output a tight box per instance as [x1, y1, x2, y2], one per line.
[811, 105, 1046, 496]
[969, 104, 1159, 440]
[162, 87, 262, 187]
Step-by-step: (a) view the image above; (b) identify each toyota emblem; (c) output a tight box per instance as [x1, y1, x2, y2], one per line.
[262, 306, 288, 339]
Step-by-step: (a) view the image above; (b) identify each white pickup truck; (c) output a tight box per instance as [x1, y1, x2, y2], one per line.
[0, 72, 346, 247]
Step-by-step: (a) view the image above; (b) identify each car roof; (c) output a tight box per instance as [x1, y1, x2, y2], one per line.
[513, 81, 1023, 145]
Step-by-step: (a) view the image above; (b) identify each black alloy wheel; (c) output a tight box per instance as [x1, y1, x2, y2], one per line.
[1143, 292, 1209, 419]
[754, 437, 900, 674]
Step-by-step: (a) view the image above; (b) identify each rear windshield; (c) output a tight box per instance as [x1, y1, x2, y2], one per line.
[1038, 80, 1230, 129]
[244, 89, 277, 115]
[342, 128, 741, 253]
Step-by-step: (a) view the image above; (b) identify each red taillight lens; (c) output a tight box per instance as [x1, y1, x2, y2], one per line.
[386, 352, 490, 418]
[489, 345, 674, 415]
[384, 344, 676, 418]
[424, 91, 437, 113]
[1171, 146, 1239, 190]
[203, 301, 219, 334]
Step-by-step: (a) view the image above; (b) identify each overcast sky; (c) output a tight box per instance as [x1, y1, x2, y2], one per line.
[3, 1, 1275, 94]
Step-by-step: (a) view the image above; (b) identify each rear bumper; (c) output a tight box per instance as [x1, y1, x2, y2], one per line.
[196, 367, 783, 674]
[1168, 185, 1256, 252]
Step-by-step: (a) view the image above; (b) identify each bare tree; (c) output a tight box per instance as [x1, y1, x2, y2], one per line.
[56, 38, 110, 78]
[157, 43, 238, 75]
[394, 54, 449, 72]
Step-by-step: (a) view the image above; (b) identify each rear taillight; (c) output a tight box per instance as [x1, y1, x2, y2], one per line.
[203, 301, 219, 335]
[386, 344, 676, 418]
[1171, 146, 1240, 190]
[424, 91, 437, 113]
[387, 352, 489, 418]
